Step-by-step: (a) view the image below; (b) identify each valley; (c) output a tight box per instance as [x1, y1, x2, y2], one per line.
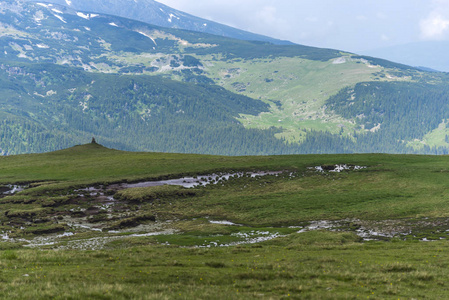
[0, 0, 448, 155]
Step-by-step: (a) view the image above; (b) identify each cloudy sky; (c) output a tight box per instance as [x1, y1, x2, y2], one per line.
[156, 0, 449, 53]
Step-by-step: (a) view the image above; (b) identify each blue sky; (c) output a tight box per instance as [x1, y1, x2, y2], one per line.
[157, 0, 449, 53]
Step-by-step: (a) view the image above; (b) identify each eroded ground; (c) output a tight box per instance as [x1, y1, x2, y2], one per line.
[1, 164, 447, 251]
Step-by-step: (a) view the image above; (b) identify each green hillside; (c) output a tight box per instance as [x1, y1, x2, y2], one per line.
[0, 61, 309, 155]
[0, 0, 448, 155]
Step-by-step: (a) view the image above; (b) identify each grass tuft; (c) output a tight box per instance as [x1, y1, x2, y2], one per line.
[381, 262, 415, 273]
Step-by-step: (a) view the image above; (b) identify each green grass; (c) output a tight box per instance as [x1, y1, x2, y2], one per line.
[4, 144, 449, 226]
[4, 144, 449, 223]
[2, 144, 449, 297]
[143, 157, 449, 225]
[0, 232, 449, 299]
[0, 142, 376, 186]
[408, 119, 449, 149]
[114, 185, 200, 203]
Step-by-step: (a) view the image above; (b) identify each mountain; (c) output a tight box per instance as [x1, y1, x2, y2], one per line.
[0, 0, 325, 155]
[1, 0, 449, 155]
[25, 0, 293, 45]
[362, 41, 449, 72]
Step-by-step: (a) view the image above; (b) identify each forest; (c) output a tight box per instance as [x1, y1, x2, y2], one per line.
[0, 62, 307, 155]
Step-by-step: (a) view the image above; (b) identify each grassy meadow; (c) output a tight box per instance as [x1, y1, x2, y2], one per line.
[206, 56, 378, 142]
[1, 143, 449, 298]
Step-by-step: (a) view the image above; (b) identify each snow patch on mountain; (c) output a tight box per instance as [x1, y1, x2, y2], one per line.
[168, 13, 179, 23]
[51, 8, 63, 14]
[36, 3, 50, 8]
[76, 12, 99, 20]
[53, 14, 66, 23]
[137, 31, 157, 46]
[109, 22, 118, 27]
[76, 12, 89, 19]
[65, 0, 72, 5]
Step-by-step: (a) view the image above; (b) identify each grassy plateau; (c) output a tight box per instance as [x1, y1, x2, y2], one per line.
[1, 143, 449, 298]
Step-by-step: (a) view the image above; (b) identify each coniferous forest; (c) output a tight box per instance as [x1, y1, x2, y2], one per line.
[0, 0, 449, 155]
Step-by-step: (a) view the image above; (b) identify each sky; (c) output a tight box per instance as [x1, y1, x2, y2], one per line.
[156, 0, 449, 53]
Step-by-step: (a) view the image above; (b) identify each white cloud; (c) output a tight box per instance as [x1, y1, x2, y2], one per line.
[157, 0, 434, 52]
[420, 14, 449, 39]
[420, 0, 449, 40]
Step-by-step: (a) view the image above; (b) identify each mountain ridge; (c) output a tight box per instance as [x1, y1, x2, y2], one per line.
[0, 0, 449, 155]
[26, 0, 294, 45]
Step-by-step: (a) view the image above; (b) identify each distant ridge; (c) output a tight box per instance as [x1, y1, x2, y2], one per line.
[361, 41, 449, 72]
[27, 0, 294, 45]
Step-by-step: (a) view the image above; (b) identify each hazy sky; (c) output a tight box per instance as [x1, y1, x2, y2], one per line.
[156, 0, 449, 52]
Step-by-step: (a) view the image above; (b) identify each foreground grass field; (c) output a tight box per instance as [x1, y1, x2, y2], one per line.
[2, 143, 449, 298]
[1, 232, 449, 299]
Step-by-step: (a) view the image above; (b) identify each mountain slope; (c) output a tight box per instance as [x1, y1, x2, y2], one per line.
[26, 0, 293, 45]
[0, 1, 311, 155]
[0, 60, 307, 155]
[0, 0, 449, 155]
[0, 0, 339, 155]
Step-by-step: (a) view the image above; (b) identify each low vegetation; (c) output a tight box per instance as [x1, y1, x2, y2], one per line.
[0, 144, 448, 297]
[1, 232, 449, 299]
